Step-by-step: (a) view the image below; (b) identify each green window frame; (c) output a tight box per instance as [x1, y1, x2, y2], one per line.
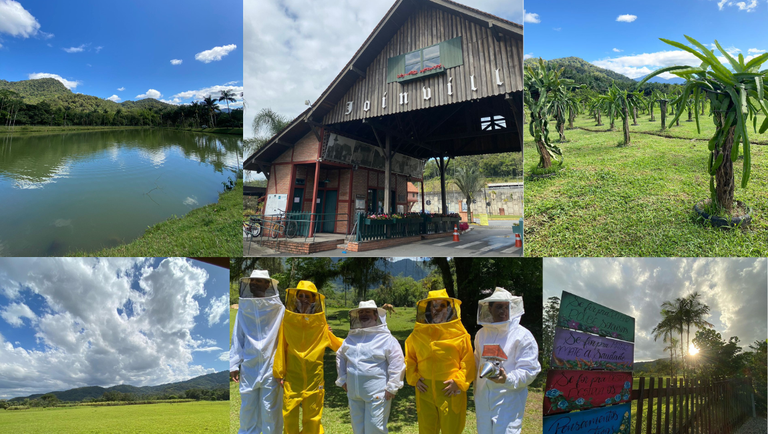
[386, 36, 463, 83]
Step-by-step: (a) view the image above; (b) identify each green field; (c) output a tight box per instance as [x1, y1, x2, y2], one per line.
[0, 401, 227, 434]
[524, 112, 768, 257]
[229, 307, 543, 434]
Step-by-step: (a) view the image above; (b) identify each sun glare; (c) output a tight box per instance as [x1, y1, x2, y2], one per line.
[689, 345, 699, 356]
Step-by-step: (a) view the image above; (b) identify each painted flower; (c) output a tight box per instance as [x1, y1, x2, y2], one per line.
[623, 394, 630, 401]
[545, 389, 561, 398]
[615, 394, 621, 402]
[568, 320, 580, 329]
[624, 381, 631, 389]
[591, 326, 600, 333]
[605, 398, 613, 404]
[624, 412, 629, 417]
[575, 398, 585, 405]
[612, 332, 619, 337]
[558, 400, 568, 409]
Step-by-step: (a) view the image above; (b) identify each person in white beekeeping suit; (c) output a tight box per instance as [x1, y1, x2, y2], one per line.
[230, 270, 285, 434]
[335, 300, 405, 434]
[474, 287, 541, 434]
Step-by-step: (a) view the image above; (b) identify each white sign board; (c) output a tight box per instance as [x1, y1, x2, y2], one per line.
[265, 194, 288, 216]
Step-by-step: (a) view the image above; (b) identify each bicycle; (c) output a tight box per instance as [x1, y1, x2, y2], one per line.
[243, 215, 262, 238]
[264, 209, 298, 239]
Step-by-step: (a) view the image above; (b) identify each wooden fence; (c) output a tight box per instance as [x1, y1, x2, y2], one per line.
[632, 376, 755, 434]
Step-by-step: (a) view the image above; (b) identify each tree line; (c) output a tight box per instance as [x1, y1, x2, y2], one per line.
[0, 89, 243, 129]
[0, 388, 229, 410]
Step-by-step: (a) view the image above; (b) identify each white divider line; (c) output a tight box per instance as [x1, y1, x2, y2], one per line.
[433, 240, 455, 246]
[455, 241, 482, 249]
[500, 246, 521, 254]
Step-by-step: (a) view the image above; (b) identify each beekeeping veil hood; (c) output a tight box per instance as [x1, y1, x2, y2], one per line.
[349, 300, 387, 331]
[285, 280, 325, 315]
[239, 269, 280, 298]
[415, 288, 461, 324]
[477, 287, 524, 328]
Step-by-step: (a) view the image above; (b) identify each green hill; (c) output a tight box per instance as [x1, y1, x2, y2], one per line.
[9, 371, 228, 402]
[524, 56, 681, 94]
[0, 78, 174, 112]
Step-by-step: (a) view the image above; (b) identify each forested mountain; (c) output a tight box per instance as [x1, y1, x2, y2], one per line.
[9, 371, 228, 402]
[524, 56, 682, 94]
[0, 78, 243, 128]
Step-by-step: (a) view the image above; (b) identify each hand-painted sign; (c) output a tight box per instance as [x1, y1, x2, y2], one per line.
[543, 402, 631, 434]
[558, 291, 635, 342]
[322, 133, 425, 178]
[551, 328, 634, 371]
[544, 370, 632, 415]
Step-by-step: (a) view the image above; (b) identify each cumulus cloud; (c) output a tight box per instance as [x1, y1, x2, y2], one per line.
[0, 0, 40, 38]
[748, 48, 766, 54]
[218, 351, 228, 361]
[544, 258, 767, 362]
[28, 72, 81, 90]
[613, 48, 622, 53]
[1, 302, 36, 327]
[204, 295, 229, 327]
[106, 95, 121, 102]
[170, 59, 182, 65]
[117, 87, 125, 91]
[63, 44, 86, 53]
[136, 89, 162, 99]
[0, 258, 227, 400]
[195, 44, 237, 63]
[523, 11, 540, 23]
[159, 98, 181, 105]
[717, 0, 758, 11]
[616, 14, 637, 22]
[173, 83, 244, 102]
[524, 53, 534, 60]
[38, 30, 53, 39]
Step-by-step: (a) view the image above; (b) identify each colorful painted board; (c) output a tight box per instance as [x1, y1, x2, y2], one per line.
[543, 402, 631, 434]
[558, 291, 635, 342]
[544, 370, 632, 415]
[551, 328, 634, 371]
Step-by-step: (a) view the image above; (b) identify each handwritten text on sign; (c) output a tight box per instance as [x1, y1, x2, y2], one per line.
[558, 291, 635, 342]
[543, 402, 631, 434]
[544, 370, 632, 415]
[551, 328, 634, 371]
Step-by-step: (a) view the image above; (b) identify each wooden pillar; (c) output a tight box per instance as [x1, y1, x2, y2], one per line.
[308, 161, 320, 237]
[384, 133, 391, 214]
[439, 157, 448, 215]
[420, 179, 425, 212]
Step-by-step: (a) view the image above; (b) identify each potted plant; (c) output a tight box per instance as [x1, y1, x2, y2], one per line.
[365, 214, 395, 225]
[638, 36, 767, 227]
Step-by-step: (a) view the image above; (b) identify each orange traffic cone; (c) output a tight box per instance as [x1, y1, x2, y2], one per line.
[515, 233, 522, 248]
[453, 225, 460, 242]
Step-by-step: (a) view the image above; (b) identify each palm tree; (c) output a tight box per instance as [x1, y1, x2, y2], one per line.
[654, 292, 713, 378]
[249, 108, 291, 156]
[452, 165, 484, 223]
[638, 36, 768, 212]
[202, 96, 219, 128]
[653, 306, 684, 376]
[218, 89, 237, 114]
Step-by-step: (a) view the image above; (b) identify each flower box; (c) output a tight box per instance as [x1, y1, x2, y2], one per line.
[396, 66, 446, 83]
[365, 218, 394, 225]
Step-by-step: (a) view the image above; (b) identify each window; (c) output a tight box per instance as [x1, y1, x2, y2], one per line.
[404, 45, 440, 75]
[387, 37, 462, 83]
[481, 115, 507, 131]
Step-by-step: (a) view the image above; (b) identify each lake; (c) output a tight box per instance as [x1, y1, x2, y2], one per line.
[0, 129, 241, 256]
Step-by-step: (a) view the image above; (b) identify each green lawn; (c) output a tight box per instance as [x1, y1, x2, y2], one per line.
[524, 113, 768, 256]
[229, 307, 543, 433]
[0, 401, 227, 434]
[69, 180, 242, 257]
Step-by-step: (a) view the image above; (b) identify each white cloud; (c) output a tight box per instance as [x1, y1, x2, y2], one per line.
[1, 302, 36, 327]
[718, 0, 729, 10]
[553, 27, 561, 31]
[159, 98, 182, 105]
[204, 295, 229, 326]
[106, 95, 121, 102]
[95, 46, 102, 53]
[28, 72, 80, 90]
[136, 89, 162, 99]
[616, 14, 637, 22]
[38, 30, 53, 39]
[524, 53, 534, 60]
[117, 87, 125, 91]
[195, 44, 237, 63]
[218, 351, 228, 361]
[63, 44, 86, 53]
[748, 48, 766, 54]
[170, 59, 182, 65]
[173, 83, 244, 101]
[0, 0, 40, 38]
[523, 11, 540, 23]
[613, 48, 622, 53]
[736, 0, 758, 11]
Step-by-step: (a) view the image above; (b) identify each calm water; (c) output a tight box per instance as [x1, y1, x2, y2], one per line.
[0, 129, 241, 256]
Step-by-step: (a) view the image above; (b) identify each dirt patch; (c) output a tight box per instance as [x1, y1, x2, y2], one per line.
[231, 304, 238, 310]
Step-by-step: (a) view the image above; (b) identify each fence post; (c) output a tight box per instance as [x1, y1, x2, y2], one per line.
[750, 377, 755, 419]
[647, 377, 654, 434]
[635, 377, 645, 434]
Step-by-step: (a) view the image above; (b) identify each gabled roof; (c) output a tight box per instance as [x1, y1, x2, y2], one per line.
[304, 0, 523, 124]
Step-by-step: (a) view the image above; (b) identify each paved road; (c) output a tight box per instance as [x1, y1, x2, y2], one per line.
[244, 226, 523, 257]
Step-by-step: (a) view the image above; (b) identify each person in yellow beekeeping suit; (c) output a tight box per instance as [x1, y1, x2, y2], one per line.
[405, 289, 475, 434]
[273, 280, 343, 434]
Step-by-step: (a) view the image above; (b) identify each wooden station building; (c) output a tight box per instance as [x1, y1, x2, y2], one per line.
[244, 0, 523, 238]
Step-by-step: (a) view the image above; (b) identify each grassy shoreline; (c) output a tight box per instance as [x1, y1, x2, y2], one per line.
[1, 126, 242, 136]
[68, 180, 242, 257]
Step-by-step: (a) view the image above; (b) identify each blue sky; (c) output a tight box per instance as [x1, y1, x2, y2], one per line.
[544, 258, 767, 362]
[0, 0, 243, 107]
[524, 0, 768, 80]
[0, 258, 229, 400]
